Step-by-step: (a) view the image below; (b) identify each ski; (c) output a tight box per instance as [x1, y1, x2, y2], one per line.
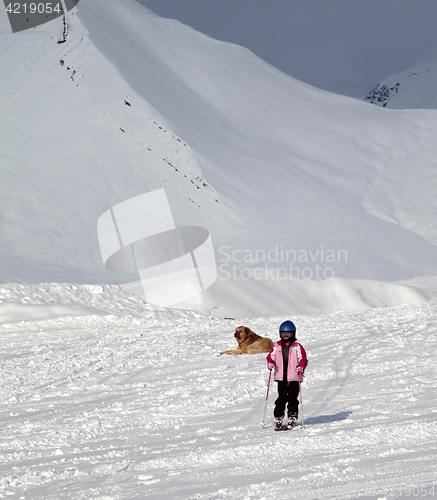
[275, 423, 296, 431]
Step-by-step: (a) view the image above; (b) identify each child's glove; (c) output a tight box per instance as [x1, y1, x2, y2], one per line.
[268, 362, 275, 370]
[296, 366, 304, 374]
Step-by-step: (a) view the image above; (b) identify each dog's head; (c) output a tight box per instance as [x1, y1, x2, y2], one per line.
[234, 326, 251, 343]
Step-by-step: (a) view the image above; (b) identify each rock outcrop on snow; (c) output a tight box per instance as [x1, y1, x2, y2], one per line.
[363, 58, 437, 109]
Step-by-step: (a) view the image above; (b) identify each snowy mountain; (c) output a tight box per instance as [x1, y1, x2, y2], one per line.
[363, 58, 437, 109]
[1, 3, 437, 497]
[1, 0, 437, 316]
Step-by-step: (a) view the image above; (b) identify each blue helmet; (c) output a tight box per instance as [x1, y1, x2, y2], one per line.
[279, 320, 296, 333]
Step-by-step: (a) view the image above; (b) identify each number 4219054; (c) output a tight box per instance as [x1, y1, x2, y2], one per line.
[5, 3, 63, 15]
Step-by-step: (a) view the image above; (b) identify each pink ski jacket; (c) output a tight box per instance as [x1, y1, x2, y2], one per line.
[266, 340, 308, 382]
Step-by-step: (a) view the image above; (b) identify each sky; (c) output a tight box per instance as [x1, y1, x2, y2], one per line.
[137, 0, 437, 98]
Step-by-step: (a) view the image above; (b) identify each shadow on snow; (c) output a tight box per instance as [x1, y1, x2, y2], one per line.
[304, 411, 352, 425]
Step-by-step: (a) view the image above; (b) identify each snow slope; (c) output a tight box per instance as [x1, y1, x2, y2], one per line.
[363, 58, 437, 109]
[0, 292, 436, 499]
[1, 0, 437, 315]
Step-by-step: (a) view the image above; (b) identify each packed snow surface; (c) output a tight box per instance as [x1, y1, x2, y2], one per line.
[0, 285, 436, 499]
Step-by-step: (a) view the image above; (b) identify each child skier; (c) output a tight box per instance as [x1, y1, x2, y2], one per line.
[266, 320, 308, 430]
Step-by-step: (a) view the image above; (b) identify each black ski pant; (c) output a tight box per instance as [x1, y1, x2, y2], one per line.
[274, 381, 299, 419]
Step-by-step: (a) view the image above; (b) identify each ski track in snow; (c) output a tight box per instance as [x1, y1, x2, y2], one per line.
[1, 301, 436, 499]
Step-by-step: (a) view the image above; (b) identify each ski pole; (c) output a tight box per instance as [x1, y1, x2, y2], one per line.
[298, 374, 304, 427]
[261, 369, 272, 427]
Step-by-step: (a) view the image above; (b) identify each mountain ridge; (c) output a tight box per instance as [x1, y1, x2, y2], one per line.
[1, 0, 437, 315]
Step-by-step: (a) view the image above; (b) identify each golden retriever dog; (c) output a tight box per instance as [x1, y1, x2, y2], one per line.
[220, 326, 273, 355]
